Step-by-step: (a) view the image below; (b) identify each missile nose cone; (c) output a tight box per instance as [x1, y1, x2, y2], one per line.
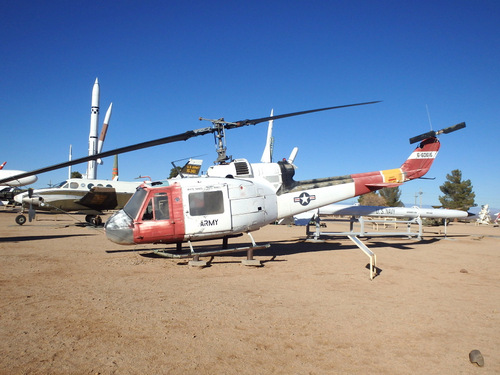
[467, 211, 475, 217]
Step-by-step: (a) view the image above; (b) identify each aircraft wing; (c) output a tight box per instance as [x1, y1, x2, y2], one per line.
[76, 186, 118, 211]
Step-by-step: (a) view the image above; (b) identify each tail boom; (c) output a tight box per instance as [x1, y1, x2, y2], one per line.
[275, 137, 440, 220]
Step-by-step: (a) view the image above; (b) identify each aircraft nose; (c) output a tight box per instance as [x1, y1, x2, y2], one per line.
[13, 193, 25, 204]
[104, 210, 135, 245]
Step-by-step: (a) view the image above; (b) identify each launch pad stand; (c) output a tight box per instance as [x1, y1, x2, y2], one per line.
[307, 215, 423, 241]
[306, 214, 424, 280]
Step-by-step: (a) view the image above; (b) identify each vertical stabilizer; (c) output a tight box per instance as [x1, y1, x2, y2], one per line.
[400, 137, 440, 180]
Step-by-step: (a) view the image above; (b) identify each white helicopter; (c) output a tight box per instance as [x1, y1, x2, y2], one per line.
[0, 101, 465, 263]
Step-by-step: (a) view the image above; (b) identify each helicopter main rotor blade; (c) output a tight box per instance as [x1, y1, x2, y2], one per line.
[228, 100, 381, 128]
[0, 129, 210, 185]
[0, 101, 381, 185]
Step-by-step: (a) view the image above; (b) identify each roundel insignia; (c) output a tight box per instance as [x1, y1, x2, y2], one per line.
[293, 192, 316, 206]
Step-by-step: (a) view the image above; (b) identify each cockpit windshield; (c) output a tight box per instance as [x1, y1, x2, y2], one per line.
[123, 187, 148, 219]
[55, 181, 68, 188]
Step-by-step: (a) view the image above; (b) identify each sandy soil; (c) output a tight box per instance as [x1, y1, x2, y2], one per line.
[1, 209, 499, 374]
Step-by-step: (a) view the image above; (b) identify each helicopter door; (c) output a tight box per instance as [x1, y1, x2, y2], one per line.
[133, 186, 185, 244]
[183, 185, 232, 235]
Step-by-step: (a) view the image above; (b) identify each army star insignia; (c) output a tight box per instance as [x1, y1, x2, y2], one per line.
[294, 192, 316, 206]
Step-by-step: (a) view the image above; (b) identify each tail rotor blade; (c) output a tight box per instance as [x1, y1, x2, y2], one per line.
[440, 122, 466, 134]
[409, 130, 436, 144]
[409, 122, 466, 144]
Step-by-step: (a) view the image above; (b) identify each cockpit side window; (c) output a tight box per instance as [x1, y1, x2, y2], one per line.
[154, 193, 170, 220]
[142, 199, 154, 221]
[70, 182, 79, 189]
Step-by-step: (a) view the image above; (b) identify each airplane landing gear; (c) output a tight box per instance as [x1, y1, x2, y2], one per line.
[85, 214, 102, 226]
[15, 214, 27, 225]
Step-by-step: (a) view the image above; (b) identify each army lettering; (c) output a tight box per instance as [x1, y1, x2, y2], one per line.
[200, 219, 218, 227]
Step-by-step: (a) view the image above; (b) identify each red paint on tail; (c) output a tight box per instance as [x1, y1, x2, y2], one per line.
[400, 137, 440, 180]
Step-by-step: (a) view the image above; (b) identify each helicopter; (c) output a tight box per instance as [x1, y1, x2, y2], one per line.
[0, 101, 465, 264]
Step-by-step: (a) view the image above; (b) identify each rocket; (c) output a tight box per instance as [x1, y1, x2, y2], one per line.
[97, 103, 113, 164]
[317, 204, 471, 219]
[87, 78, 100, 179]
[68, 144, 72, 179]
[260, 109, 274, 163]
[112, 155, 119, 181]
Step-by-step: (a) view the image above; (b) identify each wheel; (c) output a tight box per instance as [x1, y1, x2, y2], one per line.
[15, 215, 27, 225]
[93, 216, 102, 226]
[85, 214, 94, 223]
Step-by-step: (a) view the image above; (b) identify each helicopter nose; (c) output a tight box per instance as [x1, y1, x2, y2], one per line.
[104, 210, 135, 245]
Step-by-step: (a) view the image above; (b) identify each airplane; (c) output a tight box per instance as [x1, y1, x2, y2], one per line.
[12, 158, 204, 225]
[0, 101, 465, 264]
[14, 178, 144, 225]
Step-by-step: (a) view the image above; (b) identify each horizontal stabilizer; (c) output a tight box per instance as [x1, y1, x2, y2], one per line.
[365, 183, 403, 189]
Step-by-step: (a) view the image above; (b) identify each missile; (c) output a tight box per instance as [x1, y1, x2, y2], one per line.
[68, 144, 72, 179]
[317, 204, 470, 219]
[87, 78, 100, 179]
[97, 102, 113, 164]
[260, 109, 274, 163]
[112, 155, 119, 181]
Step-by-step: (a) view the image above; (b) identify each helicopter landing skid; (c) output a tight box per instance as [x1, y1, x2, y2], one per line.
[153, 233, 270, 267]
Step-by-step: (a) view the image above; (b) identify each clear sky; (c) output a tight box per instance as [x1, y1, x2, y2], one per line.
[2, 0, 499, 209]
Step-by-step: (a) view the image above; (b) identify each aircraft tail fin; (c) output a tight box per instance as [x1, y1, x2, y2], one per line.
[400, 137, 440, 180]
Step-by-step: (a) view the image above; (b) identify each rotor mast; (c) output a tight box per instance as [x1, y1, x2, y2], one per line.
[199, 117, 239, 164]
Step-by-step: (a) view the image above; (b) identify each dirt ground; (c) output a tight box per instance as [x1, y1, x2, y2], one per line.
[1, 209, 499, 374]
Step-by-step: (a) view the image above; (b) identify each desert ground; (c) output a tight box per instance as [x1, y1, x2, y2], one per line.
[0, 209, 499, 374]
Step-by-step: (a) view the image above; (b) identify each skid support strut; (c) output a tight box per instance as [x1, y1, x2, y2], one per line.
[154, 232, 269, 267]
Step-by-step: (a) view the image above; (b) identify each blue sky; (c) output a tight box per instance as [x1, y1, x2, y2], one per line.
[2, 0, 499, 208]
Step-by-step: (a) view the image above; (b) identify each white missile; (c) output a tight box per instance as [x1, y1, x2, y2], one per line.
[260, 109, 274, 163]
[97, 102, 113, 164]
[68, 144, 72, 179]
[87, 78, 100, 179]
[317, 204, 470, 219]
